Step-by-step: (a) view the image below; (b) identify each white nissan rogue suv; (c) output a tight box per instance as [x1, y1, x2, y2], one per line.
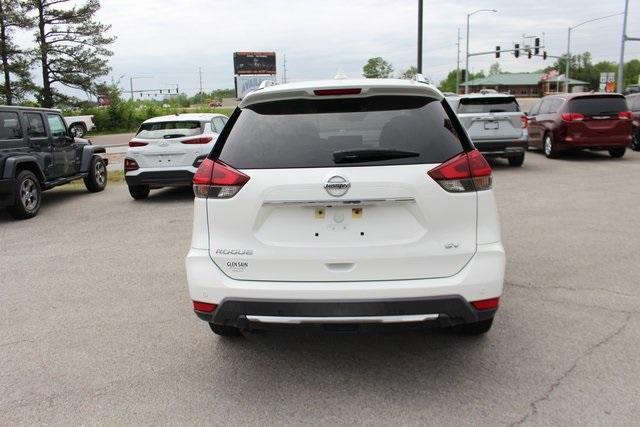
[185, 78, 505, 337]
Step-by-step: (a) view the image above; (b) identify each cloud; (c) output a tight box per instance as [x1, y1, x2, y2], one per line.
[17, 0, 640, 96]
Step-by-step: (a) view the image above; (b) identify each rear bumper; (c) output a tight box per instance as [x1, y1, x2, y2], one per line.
[473, 137, 528, 157]
[559, 135, 631, 150]
[0, 178, 15, 207]
[125, 167, 195, 187]
[186, 241, 505, 328]
[196, 296, 496, 329]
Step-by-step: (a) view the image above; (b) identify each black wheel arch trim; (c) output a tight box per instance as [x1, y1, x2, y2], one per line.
[2, 156, 46, 182]
[80, 146, 106, 172]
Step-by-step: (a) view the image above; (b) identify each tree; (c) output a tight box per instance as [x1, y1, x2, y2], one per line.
[0, 0, 35, 104]
[623, 59, 640, 86]
[489, 62, 502, 76]
[362, 57, 393, 78]
[27, 0, 115, 107]
[439, 69, 486, 93]
[399, 66, 418, 79]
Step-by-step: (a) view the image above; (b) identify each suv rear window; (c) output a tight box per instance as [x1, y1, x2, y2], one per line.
[216, 96, 465, 169]
[568, 96, 628, 116]
[136, 120, 202, 139]
[0, 112, 23, 140]
[457, 97, 520, 114]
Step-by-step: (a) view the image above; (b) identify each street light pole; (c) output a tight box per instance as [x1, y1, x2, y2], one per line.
[565, 12, 624, 93]
[565, 27, 571, 93]
[618, 0, 629, 92]
[465, 9, 497, 94]
[465, 14, 470, 94]
[417, 0, 423, 73]
[456, 27, 460, 94]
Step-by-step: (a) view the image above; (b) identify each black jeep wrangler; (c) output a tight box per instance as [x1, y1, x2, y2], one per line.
[0, 106, 108, 220]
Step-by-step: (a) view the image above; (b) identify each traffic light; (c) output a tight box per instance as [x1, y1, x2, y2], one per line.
[495, 46, 500, 58]
[543, 51, 547, 60]
[461, 69, 466, 81]
[514, 44, 520, 58]
[534, 38, 540, 55]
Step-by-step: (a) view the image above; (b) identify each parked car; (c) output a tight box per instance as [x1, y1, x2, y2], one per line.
[626, 93, 640, 151]
[527, 93, 633, 158]
[124, 113, 228, 199]
[63, 115, 96, 138]
[454, 93, 528, 166]
[0, 106, 107, 219]
[186, 79, 505, 337]
[624, 85, 640, 95]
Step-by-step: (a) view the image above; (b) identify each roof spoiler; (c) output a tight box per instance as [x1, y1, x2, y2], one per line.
[412, 74, 431, 84]
[258, 80, 278, 90]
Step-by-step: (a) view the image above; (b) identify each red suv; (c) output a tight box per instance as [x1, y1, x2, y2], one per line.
[527, 93, 632, 158]
[626, 93, 640, 150]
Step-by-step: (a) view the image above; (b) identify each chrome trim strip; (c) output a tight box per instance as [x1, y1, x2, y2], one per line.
[245, 314, 439, 324]
[262, 197, 416, 207]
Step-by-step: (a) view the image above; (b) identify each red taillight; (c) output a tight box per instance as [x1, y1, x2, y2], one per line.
[124, 158, 139, 172]
[471, 297, 500, 311]
[182, 136, 213, 144]
[129, 140, 148, 147]
[193, 158, 250, 198]
[314, 88, 362, 96]
[520, 115, 528, 129]
[561, 113, 585, 122]
[618, 111, 632, 120]
[427, 149, 492, 192]
[193, 301, 217, 312]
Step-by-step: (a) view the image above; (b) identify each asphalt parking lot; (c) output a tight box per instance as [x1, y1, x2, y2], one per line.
[1, 149, 639, 425]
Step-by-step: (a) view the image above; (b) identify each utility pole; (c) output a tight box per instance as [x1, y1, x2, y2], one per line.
[198, 67, 203, 96]
[129, 76, 151, 100]
[456, 27, 461, 94]
[417, 0, 423, 73]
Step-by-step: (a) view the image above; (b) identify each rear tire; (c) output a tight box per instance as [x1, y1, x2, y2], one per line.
[460, 317, 494, 335]
[128, 185, 150, 200]
[543, 134, 557, 158]
[209, 323, 242, 337]
[70, 123, 86, 138]
[84, 156, 107, 192]
[7, 170, 41, 220]
[609, 147, 626, 158]
[508, 153, 525, 167]
[631, 131, 640, 151]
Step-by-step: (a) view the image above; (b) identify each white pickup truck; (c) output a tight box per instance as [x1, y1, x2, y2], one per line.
[64, 115, 96, 137]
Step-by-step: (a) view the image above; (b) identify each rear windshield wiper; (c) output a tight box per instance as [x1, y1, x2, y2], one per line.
[333, 148, 420, 164]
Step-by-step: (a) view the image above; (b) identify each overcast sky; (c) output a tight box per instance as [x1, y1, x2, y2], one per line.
[19, 0, 640, 97]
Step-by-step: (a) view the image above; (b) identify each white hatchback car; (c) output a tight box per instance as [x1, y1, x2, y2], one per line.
[124, 113, 228, 199]
[186, 79, 505, 337]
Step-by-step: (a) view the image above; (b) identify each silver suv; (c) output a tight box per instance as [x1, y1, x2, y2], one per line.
[454, 93, 528, 167]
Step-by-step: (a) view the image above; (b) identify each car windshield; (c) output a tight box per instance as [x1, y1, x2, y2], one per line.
[568, 96, 628, 116]
[136, 120, 202, 139]
[458, 97, 520, 113]
[217, 96, 465, 169]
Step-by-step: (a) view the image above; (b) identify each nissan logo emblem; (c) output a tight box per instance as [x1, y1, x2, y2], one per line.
[324, 175, 350, 197]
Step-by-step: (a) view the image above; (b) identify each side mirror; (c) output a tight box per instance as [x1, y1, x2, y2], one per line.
[69, 127, 78, 138]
